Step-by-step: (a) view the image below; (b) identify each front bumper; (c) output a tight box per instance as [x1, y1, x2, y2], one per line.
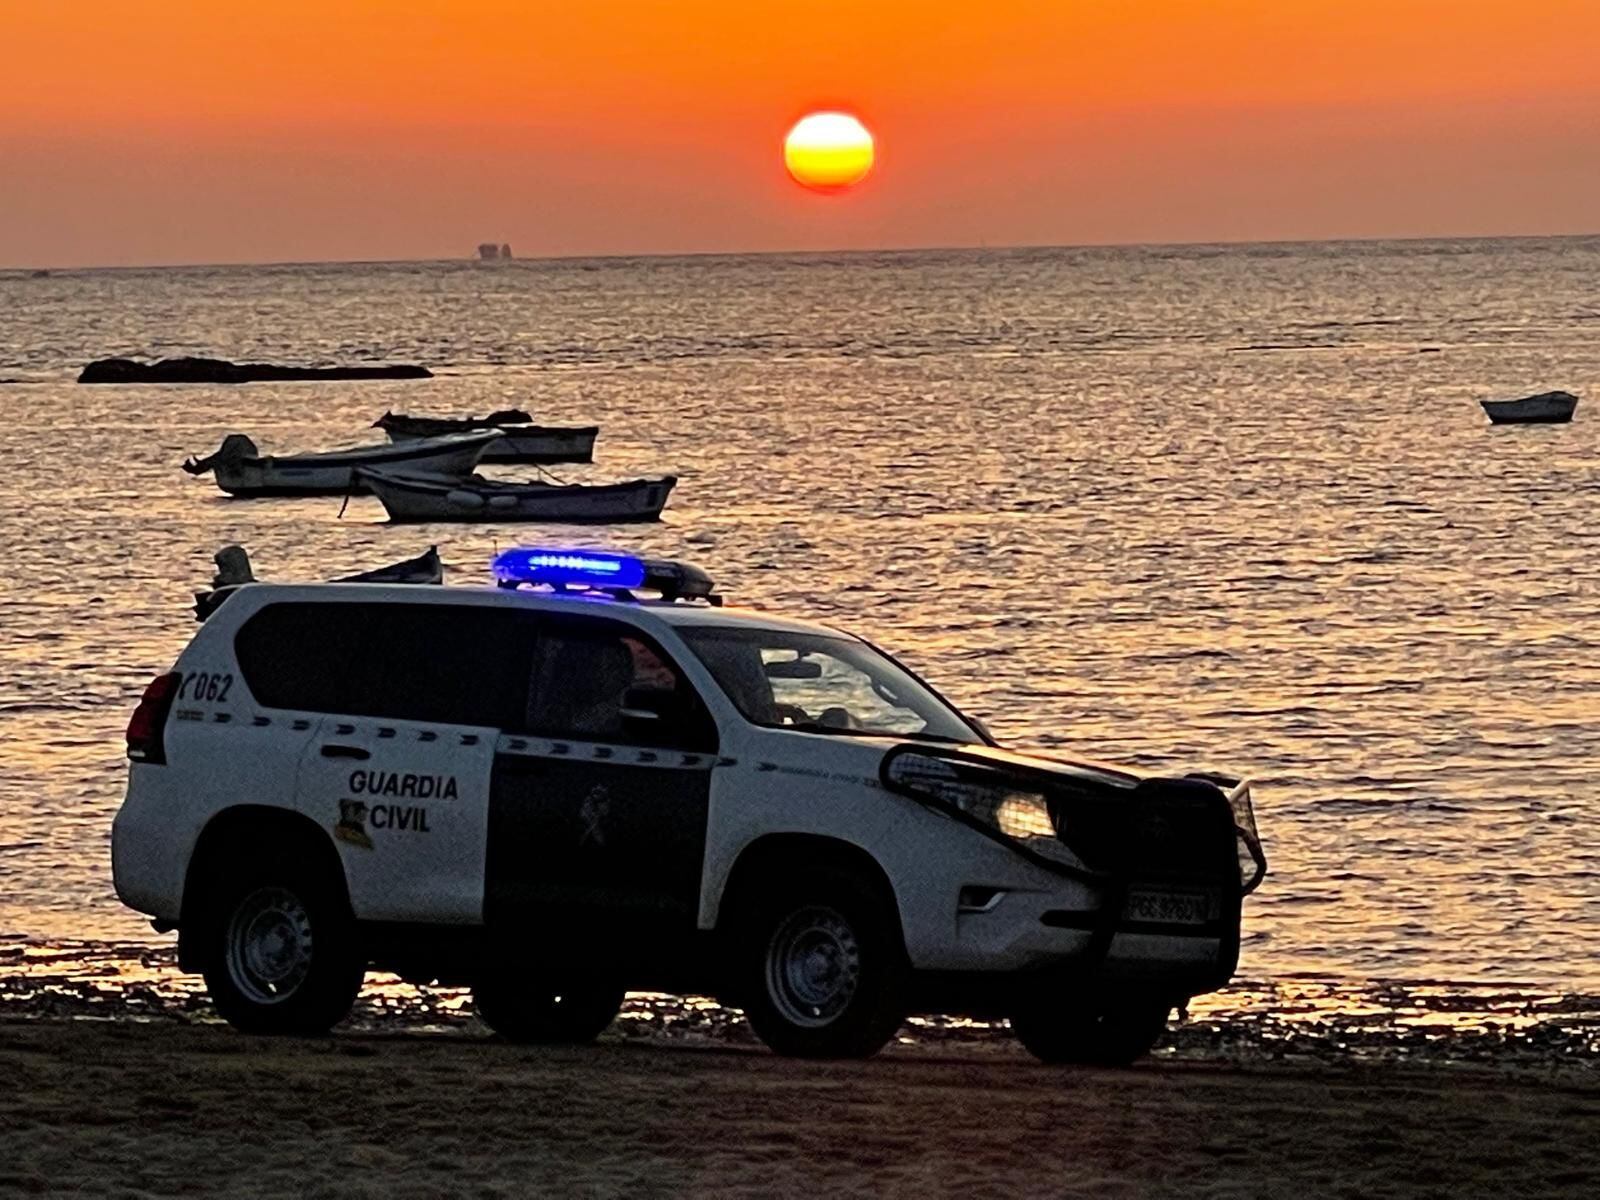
[882, 744, 1263, 994]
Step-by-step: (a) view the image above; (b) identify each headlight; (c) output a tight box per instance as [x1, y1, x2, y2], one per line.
[883, 752, 1079, 869]
[994, 791, 1055, 841]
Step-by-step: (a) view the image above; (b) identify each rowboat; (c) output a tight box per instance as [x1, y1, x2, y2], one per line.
[373, 410, 599, 463]
[358, 467, 677, 524]
[1481, 391, 1579, 425]
[182, 431, 497, 496]
[194, 545, 443, 620]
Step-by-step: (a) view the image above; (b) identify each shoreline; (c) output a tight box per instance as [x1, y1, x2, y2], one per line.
[1, 1017, 1596, 1197]
[4, 939, 1596, 1076]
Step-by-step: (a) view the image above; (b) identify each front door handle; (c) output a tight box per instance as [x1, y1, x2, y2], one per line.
[320, 744, 370, 760]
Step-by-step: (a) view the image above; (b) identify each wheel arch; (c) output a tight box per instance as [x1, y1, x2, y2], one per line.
[712, 832, 905, 945]
[177, 805, 351, 971]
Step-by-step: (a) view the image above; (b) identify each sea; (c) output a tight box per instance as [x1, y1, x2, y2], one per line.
[2, 238, 1597, 1025]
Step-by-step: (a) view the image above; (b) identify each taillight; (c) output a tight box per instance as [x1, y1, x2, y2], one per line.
[126, 672, 182, 764]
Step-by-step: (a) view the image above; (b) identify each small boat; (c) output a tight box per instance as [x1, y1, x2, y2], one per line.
[193, 544, 442, 620]
[358, 467, 677, 524]
[182, 431, 497, 496]
[1481, 391, 1579, 425]
[373, 410, 598, 463]
[339, 545, 445, 585]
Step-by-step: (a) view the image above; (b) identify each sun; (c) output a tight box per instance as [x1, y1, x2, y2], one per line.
[784, 112, 875, 193]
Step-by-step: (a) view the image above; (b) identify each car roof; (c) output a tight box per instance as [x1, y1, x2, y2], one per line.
[644, 601, 854, 639]
[227, 581, 856, 641]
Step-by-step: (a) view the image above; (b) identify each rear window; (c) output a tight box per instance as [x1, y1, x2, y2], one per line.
[235, 600, 533, 728]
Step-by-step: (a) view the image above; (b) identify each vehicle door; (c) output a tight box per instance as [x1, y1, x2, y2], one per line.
[485, 613, 719, 962]
[282, 599, 535, 924]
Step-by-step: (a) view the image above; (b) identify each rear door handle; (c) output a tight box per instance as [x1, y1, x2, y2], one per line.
[320, 744, 370, 760]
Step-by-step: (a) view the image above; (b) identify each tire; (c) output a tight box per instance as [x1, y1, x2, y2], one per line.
[473, 975, 625, 1044]
[1010, 992, 1171, 1066]
[196, 849, 364, 1035]
[739, 869, 907, 1059]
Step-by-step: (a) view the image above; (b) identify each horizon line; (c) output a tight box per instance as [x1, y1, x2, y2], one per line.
[7, 228, 1599, 275]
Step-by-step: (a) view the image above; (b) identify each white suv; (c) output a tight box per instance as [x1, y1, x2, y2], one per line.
[113, 548, 1264, 1063]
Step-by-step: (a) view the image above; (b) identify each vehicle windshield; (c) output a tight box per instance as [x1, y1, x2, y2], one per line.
[677, 626, 983, 744]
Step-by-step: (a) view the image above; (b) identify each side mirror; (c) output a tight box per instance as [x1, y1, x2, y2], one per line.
[619, 686, 718, 753]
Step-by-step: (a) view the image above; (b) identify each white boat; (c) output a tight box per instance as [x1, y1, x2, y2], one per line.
[373, 410, 598, 463]
[359, 467, 677, 524]
[1481, 391, 1579, 425]
[182, 431, 497, 496]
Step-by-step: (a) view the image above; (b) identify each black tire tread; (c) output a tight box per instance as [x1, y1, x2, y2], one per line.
[1011, 996, 1170, 1066]
[474, 976, 625, 1044]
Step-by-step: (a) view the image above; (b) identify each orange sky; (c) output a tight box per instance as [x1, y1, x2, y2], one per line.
[3, 1, 1598, 265]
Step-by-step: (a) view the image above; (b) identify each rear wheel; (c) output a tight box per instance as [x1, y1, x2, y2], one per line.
[197, 854, 364, 1035]
[473, 975, 625, 1044]
[1011, 992, 1171, 1066]
[740, 870, 907, 1059]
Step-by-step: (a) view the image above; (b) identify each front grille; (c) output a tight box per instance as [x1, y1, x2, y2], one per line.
[1053, 779, 1239, 886]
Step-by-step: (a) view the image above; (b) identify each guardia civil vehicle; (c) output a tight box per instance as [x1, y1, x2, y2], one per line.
[114, 548, 1265, 1063]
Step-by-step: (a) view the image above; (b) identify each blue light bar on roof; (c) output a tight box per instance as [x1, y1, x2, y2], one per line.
[491, 547, 647, 591]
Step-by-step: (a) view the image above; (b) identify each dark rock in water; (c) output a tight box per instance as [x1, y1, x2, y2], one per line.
[78, 357, 432, 384]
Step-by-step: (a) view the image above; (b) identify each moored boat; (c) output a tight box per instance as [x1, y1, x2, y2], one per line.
[1481, 391, 1579, 425]
[193, 544, 443, 620]
[373, 410, 599, 463]
[358, 467, 677, 524]
[182, 431, 497, 496]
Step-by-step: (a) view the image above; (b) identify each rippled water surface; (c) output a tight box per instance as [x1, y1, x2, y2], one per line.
[2, 240, 1597, 987]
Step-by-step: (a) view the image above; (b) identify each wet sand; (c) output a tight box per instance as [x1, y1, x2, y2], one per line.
[7, 940, 1599, 1070]
[0, 1017, 1596, 1199]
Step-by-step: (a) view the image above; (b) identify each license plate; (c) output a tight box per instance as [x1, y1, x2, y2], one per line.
[1125, 889, 1211, 926]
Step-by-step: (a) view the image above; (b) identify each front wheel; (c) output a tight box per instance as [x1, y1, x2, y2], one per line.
[740, 870, 907, 1059]
[1011, 992, 1172, 1066]
[473, 975, 625, 1044]
[198, 861, 364, 1035]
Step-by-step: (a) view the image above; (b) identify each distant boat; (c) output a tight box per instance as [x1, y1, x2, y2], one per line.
[476, 243, 513, 261]
[1481, 391, 1579, 425]
[181, 431, 497, 496]
[359, 467, 676, 524]
[374, 409, 598, 463]
[194, 544, 442, 620]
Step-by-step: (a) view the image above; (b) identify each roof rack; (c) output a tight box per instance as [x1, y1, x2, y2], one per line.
[490, 548, 722, 606]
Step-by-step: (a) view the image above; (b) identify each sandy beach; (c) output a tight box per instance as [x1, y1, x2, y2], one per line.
[0, 1017, 1594, 1198]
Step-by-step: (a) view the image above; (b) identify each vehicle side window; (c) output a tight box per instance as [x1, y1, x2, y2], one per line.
[235, 601, 533, 728]
[524, 621, 715, 751]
